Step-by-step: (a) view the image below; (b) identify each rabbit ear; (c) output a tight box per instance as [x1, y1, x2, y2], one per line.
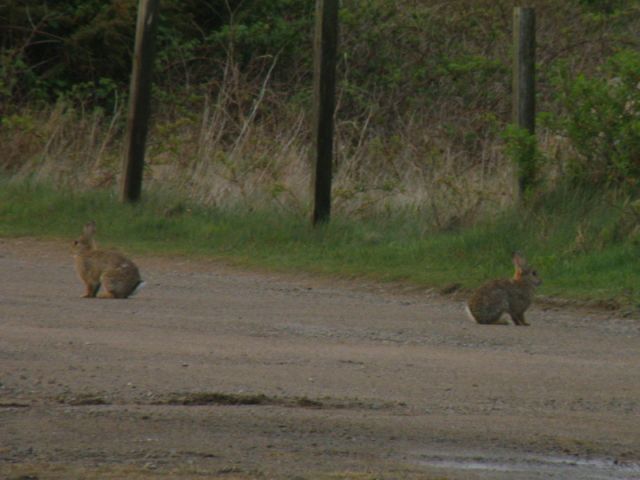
[512, 252, 529, 279]
[512, 251, 527, 268]
[83, 221, 97, 237]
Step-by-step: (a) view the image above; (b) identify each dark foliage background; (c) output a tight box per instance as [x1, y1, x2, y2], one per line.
[1, 0, 639, 189]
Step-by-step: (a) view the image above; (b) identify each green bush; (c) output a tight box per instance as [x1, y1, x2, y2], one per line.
[0, 0, 137, 104]
[502, 124, 543, 196]
[551, 50, 640, 187]
[577, 0, 625, 14]
[0, 0, 312, 106]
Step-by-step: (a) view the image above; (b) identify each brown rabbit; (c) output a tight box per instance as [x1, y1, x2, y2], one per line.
[466, 252, 541, 326]
[72, 221, 144, 299]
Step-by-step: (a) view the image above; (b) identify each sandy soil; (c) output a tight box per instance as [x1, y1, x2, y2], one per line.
[1, 238, 639, 480]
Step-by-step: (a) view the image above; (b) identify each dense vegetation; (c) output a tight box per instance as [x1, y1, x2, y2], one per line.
[1, 1, 639, 307]
[3, 1, 639, 192]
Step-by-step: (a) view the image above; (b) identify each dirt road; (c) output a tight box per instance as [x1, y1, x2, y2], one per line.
[1, 238, 639, 479]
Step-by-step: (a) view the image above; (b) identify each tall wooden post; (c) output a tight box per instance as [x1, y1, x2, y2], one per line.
[513, 7, 536, 197]
[311, 0, 339, 225]
[120, 0, 160, 203]
[513, 7, 536, 134]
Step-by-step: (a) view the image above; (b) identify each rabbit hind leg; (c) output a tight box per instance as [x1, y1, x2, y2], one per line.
[100, 272, 132, 298]
[97, 290, 117, 299]
[468, 307, 510, 325]
[99, 272, 120, 298]
[511, 312, 530, 326]
[83, 282, 100, 298]
[99, 281, 125, 298]
[492, 315, 510, 325]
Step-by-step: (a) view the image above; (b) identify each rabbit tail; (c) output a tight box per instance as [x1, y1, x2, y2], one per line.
[129, 280, 146, 297]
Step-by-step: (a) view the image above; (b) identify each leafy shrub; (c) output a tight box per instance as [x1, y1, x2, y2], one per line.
[577, 0, 625, 14]
[0, 0, 312, 106]
[0, 0, 137, 105]
[502, 124, 543, 196]
[550, 50, 640, 187]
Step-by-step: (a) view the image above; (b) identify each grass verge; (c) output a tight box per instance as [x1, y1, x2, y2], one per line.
[0, 180, 638, 311]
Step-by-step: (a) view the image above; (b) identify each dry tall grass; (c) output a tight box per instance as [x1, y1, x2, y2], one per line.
[2, 94, 520, 227]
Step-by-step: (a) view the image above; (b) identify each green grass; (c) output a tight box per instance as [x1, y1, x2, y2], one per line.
[0, 179, 638, 310]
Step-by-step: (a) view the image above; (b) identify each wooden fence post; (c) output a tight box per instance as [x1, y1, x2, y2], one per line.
[120, 0, 160, 203]
[513, 7, 536, 197]
[311, 0, 339, 225]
